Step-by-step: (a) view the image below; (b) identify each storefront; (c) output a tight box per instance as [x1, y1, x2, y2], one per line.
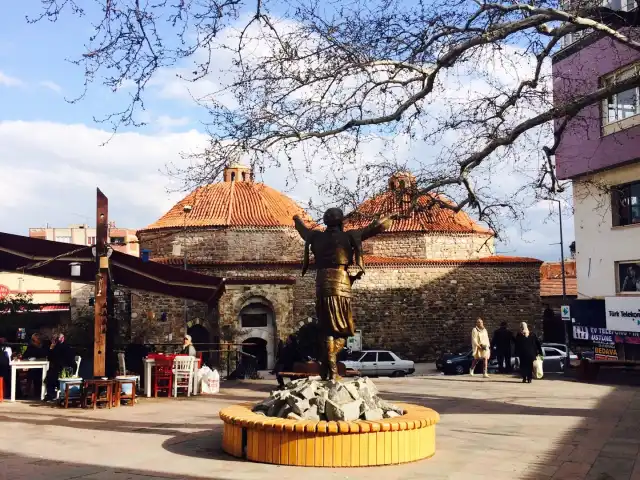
[570, 298, 640, 360]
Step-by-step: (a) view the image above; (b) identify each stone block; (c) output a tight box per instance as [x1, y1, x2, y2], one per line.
[302, 405, 320, 421]
[341, 400, 363, 421]
[384, 411, 401, 418]
[364, 408, 384, 421]
[287, 412, 302, 420]
[325, 399, 341, 421]
[287, 396, 310, 416]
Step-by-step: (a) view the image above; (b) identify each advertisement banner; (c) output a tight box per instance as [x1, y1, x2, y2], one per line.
[572, 326, 640, 343]
[605, 297, 640, 333]
[594, 344, 619, 361]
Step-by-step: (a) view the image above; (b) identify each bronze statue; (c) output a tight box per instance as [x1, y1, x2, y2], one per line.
[293, 208, 392, 380]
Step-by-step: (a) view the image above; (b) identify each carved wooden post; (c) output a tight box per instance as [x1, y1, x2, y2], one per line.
[94, 188, 109, 377]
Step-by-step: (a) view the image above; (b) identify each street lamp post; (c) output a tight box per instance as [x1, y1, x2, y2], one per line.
[548, 198, 570, 371]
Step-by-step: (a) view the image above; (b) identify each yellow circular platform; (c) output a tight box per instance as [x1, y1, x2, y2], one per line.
[219, 402, 440, 467]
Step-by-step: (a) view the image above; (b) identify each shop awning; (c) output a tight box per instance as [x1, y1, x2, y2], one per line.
[0, 232, 225, 304]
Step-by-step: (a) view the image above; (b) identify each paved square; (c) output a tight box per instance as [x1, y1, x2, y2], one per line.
[1, 374, 639, 480]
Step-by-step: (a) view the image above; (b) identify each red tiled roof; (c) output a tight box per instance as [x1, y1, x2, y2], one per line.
[540, 260, 577, 297]
[153, 254, 541, 268]
[344, 190, 493, 235]
[540, 278, 578, 297]
[140, 182, 314, 232]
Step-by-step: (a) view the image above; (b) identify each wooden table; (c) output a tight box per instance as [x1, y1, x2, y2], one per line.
[9, 360, 49, 402]
[143, 356, 200, 398]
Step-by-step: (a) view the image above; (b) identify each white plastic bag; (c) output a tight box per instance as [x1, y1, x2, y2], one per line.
[200, 368, 220, 394]
[533, 356, 544, 379]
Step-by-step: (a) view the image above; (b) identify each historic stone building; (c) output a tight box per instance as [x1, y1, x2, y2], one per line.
[136, 165, 542, 368]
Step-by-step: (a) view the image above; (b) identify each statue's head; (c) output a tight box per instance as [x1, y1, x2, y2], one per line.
[323, 208, 344, 227]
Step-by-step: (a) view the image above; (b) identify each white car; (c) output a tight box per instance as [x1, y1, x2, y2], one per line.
[542, 343, 579, 364]
[342, 350, 415, 377]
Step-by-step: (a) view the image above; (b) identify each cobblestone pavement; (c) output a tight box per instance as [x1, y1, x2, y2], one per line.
[1, 374, 640, 480]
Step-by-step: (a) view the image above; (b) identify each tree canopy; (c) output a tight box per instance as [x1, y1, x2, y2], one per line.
[28, 0, 640, 234]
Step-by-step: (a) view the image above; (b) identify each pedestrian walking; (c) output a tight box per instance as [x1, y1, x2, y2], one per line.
[515, 322, 542, 383]
[470, 318, 491, 378]
[491, 322, 514, 373]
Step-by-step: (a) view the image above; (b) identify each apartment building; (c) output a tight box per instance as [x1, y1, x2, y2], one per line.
[553, 9, 640, 356]
[28, 223, 139, 256]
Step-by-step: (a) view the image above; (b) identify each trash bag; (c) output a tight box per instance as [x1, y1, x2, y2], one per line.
[200, 367, 220, 394]
[533, 356, 544, 379]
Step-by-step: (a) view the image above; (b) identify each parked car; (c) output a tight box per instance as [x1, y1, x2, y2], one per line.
[540, 346, 567, 373]
[341, 350, 415, 377]
[542, 343, 579, 365]
[437, 347, 519, 375]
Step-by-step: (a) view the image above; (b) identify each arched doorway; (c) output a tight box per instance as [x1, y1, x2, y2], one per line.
[242, 337, 268, 370]
[237, 299, 276, 369]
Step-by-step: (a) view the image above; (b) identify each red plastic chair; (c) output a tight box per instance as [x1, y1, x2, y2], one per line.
[153, 358, 174, 398]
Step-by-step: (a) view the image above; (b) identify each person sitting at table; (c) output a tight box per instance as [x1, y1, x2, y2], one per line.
[181, 335, 197, 357]
[44, 333, 75, 401]
[0, 338, 11, 399]
[22, 333, 47, 398]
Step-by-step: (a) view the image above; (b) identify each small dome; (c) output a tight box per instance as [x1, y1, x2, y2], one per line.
[345, 172, 492, 235]
[140, 165, 313, 231]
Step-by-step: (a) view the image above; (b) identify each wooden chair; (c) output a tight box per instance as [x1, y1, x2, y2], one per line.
[82, 379, 113, 410]
[61, 380, 83, 409]
[113, 378, 136, 407]
[154, 358, 174, 397]
[173, 356, 195, 397]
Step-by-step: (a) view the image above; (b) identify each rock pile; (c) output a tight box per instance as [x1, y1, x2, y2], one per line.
[252, 377, 405, 422]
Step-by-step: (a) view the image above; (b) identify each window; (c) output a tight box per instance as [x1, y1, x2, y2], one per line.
[543, 348, 559, 357]
[240, 313, 268, 328]
[360, 352, 377, 363]
[612, 181, 640, 226]
[377, 352, 394, 362]
[621, 0, 637, 11]
[616, 260, 640, 293]
[110, 237, 125, 244]
[602, 63, 640, 134]
[87, 236, 96, 246]
[55, 236, 71, 243]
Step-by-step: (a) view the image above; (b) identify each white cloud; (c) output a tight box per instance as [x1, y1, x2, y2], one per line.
[156, 115, 191, 131]
[0, 119, 572, 259]
[39, 80, 63, 94]
[0, 121, 207, 234]
[0, 71, 23, 87]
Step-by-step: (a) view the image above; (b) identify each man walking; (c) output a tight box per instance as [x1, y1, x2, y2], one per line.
[491, 322, 514, 374]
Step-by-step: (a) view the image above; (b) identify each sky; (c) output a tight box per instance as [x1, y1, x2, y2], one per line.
[0, 3, 574, 261]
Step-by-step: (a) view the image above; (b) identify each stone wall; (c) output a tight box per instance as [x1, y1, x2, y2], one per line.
[363, 233, 495, 260]
[200, 262, 540, 362]
[129, 291, 210, 344]
[349, 264, 541, 361]
[138, 227, 304, 263]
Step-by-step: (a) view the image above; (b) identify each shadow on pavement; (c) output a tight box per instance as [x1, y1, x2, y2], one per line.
[0, 450, 228, 479]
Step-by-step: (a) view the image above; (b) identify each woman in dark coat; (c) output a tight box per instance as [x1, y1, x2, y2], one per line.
[515, 322, 542, 383]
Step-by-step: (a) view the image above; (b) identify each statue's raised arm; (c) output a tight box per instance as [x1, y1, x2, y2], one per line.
[293, 214, 312, 241]
[356, 214, 394, 241]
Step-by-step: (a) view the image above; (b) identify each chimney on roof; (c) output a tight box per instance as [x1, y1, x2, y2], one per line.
[223, 164, 253, 183]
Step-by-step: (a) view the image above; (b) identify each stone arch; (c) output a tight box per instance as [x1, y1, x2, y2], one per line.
[235, 296, 277, 369]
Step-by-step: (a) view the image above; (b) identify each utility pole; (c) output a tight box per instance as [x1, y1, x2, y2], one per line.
[94, 188, 109, 377]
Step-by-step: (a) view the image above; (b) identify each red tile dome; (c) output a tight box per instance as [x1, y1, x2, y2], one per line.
[345, 172, 493, 235]
[139, 165, 313, 232]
